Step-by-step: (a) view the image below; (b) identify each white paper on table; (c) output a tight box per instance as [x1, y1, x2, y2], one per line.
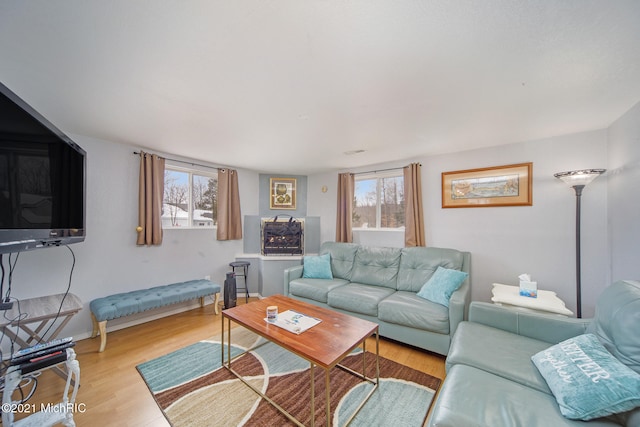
[265, 309, 321, 334]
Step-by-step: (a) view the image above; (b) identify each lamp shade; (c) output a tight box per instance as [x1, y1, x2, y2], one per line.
[554, 169, 606, 187]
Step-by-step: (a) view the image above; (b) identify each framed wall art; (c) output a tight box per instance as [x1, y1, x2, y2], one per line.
[442, 162, 532, 208]
[270, 177, 297, 209]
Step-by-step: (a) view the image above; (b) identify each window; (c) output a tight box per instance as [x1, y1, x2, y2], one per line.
[163, 166, 217, 228]
[353, 172, 405, 229]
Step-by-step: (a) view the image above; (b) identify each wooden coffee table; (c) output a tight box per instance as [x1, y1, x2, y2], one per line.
[222, 294, 379, 427]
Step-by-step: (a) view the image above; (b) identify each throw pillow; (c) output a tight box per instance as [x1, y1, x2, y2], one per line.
[416, 266, 468, 307]
[531, 333, 640, 420]
[302, 253, 333, 279]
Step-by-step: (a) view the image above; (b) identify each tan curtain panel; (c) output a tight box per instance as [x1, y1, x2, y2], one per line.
[137, 151, 165, 246]
[404, 162, 426, 247]
[217, 168, 243, 241]
[335, 172, 354, 243]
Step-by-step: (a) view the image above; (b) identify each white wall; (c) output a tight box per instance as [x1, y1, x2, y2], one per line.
[607, 101, 640, 283]
[307, 171, 339, 244]
[309, 130, 609, 317]
[5, 135, 259, 343]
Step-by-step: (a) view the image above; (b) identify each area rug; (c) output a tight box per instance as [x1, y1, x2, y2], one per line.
[137, 328, 441, 426]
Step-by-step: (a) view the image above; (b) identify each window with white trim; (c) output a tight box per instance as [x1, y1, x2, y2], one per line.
[163, 165, 217, 228]
[353, 172, 405, 229]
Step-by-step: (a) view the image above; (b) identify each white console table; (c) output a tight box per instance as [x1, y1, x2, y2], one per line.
[491, 283, 573, 316]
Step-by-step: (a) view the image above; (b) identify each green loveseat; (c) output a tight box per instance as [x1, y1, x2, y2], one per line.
[427, 279, 640, 426]
[283, 242, 471, 356]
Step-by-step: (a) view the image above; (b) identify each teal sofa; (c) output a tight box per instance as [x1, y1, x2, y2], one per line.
[283, 242, 471, 356]
[427, 279, 640, 426]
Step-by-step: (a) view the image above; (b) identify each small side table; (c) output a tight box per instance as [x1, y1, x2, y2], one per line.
[491, 283, 573, 316]
[0, 293, 83, 381]
[0, 293, 83, 347]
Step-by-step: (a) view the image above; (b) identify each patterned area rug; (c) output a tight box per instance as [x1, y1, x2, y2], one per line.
[137, 328, 441, 426]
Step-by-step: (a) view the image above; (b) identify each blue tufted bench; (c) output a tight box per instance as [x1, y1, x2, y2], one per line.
[90, 279, 220, 352]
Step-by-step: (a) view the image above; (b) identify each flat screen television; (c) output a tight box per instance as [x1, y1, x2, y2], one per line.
[0, 82, 86, 254]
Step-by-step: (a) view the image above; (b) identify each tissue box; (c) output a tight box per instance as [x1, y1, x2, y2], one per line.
[519, 280, 538, 298]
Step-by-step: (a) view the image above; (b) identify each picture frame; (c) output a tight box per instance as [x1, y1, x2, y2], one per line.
[269, 177, 297, 210]
[442, 162, 532, 208]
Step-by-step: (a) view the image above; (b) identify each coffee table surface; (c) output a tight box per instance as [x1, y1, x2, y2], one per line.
[222, 294, 378, 368]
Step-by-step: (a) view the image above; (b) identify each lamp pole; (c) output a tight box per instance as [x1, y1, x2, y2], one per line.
[572, 184, 584, 319]
[554, 169, 605, 319]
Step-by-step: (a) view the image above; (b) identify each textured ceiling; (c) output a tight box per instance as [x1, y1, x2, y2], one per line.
[1, 1, 639, 174]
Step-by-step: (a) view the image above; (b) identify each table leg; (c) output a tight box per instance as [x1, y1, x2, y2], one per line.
[227, 318, 231, 368]
[375, 331, 380, 382]
[335, 330, 380, 426]
[325, 368, 331, 426]
[221, 314, 224, 367]
[0, 327, 24, 348]
[310, 363, 315, 427]
[362, 338, 366, 379]
[42, 314, 75, 341]
[222, 316, 232, 369]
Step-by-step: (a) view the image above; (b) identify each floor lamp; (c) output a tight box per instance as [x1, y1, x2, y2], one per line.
[554, 169, 606, 318]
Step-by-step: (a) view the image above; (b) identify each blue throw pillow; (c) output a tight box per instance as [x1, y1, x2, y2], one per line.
[531, 333, 640, 420]
[416, 266, 468, 307]
[302, 253, 333, 279]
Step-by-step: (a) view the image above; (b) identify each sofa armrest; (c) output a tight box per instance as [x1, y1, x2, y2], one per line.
[283, 265, 304, 296]
[469, 301, 591, 344]
[447, 250, 471, 337]
[448, 279, 470, 337]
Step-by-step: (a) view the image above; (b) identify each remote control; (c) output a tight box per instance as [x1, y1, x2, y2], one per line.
[12, 337, 73, 359]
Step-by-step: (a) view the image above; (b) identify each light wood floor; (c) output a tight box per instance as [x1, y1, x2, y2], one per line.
[10, 298, 446, 426]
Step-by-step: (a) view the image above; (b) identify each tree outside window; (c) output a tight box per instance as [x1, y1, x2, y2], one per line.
[163, 166, 217, 228]
[353, 174, 405, 229]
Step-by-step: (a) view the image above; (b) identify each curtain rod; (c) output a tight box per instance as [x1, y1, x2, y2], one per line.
[133, 151, 220, 171]
[353, 164, 420, 176]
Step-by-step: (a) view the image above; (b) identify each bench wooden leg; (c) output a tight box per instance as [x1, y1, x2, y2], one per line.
[91, 313, 107, 353]
[213, 293, 220, 315]
[90, 312, 100, 338]
[98, 321, 107, 352]
[91, 312, 108, 352]
[199, 293, 220, 314]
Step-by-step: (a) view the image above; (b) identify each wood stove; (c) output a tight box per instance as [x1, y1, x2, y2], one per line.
[261, 216, 304, 255]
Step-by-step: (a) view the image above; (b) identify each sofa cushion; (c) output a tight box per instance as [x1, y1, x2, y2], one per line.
[327, 283, 396, 316]
[289, 278, 349, 303]
[378, 291, 450, 334]
[416, 266, 468, 307]
[302, 253, 333, 279]
[350, 246, 402, 289]
[532, 333, 640, 421]
[320, 242, 360, 280]
[587, 280, 640, 375]
[446, 321, 553, 394]
[397, 247, 466, 292]
[428, 364, 620, 427]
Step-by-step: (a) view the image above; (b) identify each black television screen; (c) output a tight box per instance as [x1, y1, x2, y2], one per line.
[0, 82, 86, 254]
